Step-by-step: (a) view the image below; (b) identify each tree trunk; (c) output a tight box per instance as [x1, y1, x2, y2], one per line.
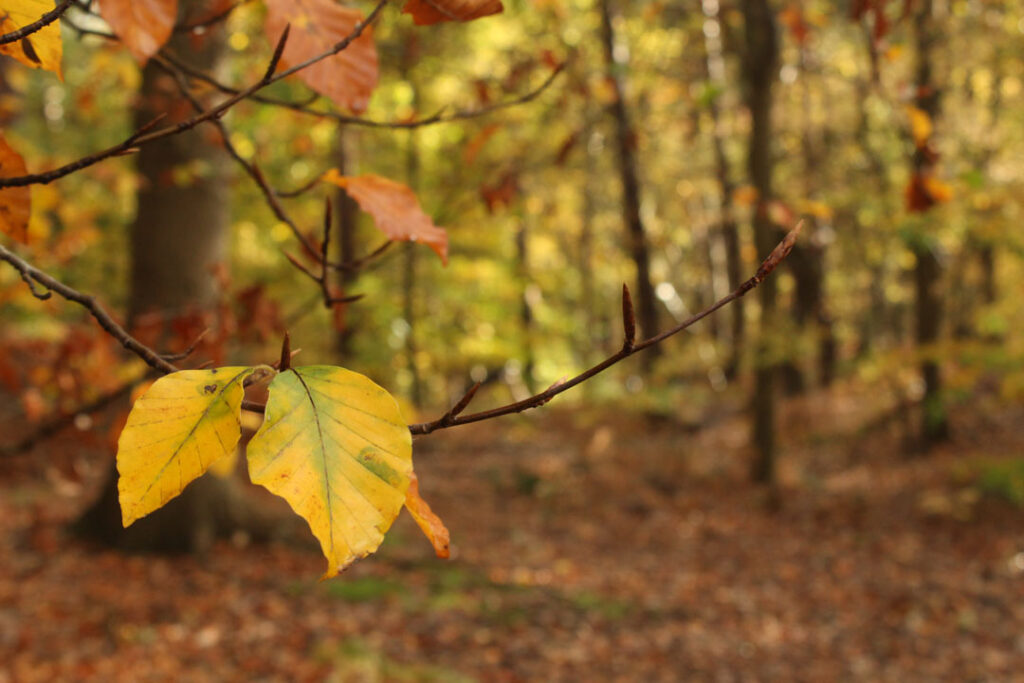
[75, 2, 269, 552]
[403, 128, 423, 406]
[740, 0, 780, 483]
[516, 214, 536, 393]
[598, 0, 660, 358]
[332, 130, 361, 361]
[910, 0, 949, 448]
[701, 0, 744, 381]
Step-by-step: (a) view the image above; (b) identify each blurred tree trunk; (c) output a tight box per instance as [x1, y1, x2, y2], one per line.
[403, 68, 423, 407]
[516, 214, 536, 393]
[333, 130, 361, 360]
[403, 157, 423, 408]
[740, 0, 780, 483]
[75, 1, 272, 552]
[790, 40, 836, 389]
[598, 0, 660, 359]
[701, 0, 743, 381]
[909, 0, 949, 448]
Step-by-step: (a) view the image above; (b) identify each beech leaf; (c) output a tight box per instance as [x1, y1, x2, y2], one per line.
[0, 135, 30, 244]
[404, 472, 450, 558]
[246, 366, 413, 579]
[99, 0, 178, 64]
[402, 0, 503, 25]
[117, 367, 266, 527]
[264, 0, 378, 114]
[0, 0, 64, 77]
[322, 171, 448, 265]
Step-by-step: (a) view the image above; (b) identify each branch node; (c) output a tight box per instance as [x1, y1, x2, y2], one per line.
[278, 331, 292, 372]
[621, 283, 636, 352]
[263, 23, 291, 82]
[439, 382, 481, 427]
[755, 220, 804, 284]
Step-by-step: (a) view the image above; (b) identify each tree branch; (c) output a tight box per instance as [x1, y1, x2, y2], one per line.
[0, 0, 390, 189]
[408, 222, 803, 435]
[0, 0, 74, 46]
[159, 48, 565, 131]
[0, 243, 178, 375]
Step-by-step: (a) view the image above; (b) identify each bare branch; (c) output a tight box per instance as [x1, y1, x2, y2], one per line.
[0, 243, 178, 375]
[408, 223, 803, 435]
[0, 375, 145, 458]
[0, 0, 390, 189]
[159, 49, 566, 131]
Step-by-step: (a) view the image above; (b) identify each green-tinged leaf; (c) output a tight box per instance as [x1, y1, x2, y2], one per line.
[246, 366, 412, 579]
[117, 366, 261, 526]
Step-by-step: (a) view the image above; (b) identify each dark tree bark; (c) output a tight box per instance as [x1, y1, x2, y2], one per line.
[740, 0, 780, 483]
[75, 1, 282, 552]
[403, 133, 423, 406]
[332, 130, 361, 360]
[516, 214, 537, 393]
[597, 0, 660, 357]
[909, 0, 949, 448]
[701, 0, 744, 381]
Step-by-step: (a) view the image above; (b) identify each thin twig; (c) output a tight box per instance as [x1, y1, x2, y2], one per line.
[0, 0, 74, 46]
[1, 220, 802, 433]
[152, 54, 319, 256]
[0, 376, 145, 458]
[0, 243, 178, 375]
[160, 49, 566, 130]
[0, 0, 390, 188]
[407, 222, 804, 435]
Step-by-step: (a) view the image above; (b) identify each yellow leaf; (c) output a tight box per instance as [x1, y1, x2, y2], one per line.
[207, 447, 238, 477]
[0, 135, 30, 243]
[0, 0, 63, 78]
[117, 367, 262, 526]
[246, 366, 412, 579]
[404, 472, 450, 559]
[906, 106, 932, 146]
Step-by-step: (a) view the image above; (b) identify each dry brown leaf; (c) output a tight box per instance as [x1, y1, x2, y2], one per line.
[322, 170, 448, 265]
[402, 0, 503, 25]
[404, 472, 450, 559]
[0, 135, 30, 244]
[99, 0, 178, 64]
[264, 0, 378, 114]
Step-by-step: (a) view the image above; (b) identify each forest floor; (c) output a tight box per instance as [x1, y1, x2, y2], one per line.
[1, 379, 1023, 682]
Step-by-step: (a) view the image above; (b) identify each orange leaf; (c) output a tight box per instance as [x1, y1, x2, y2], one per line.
[462, 123, 500, 166]
[0, 136, 30, 244]
[404, 472, 450, 559]
[922, 176, 953, 203]
[99, 0, 178, 64]
[905, 172, 953, 213]
[322, 171, 448, 265]
[265, 0, 378, 114]
[402, 0, 503, 25]
[906, 106, 932, 147]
